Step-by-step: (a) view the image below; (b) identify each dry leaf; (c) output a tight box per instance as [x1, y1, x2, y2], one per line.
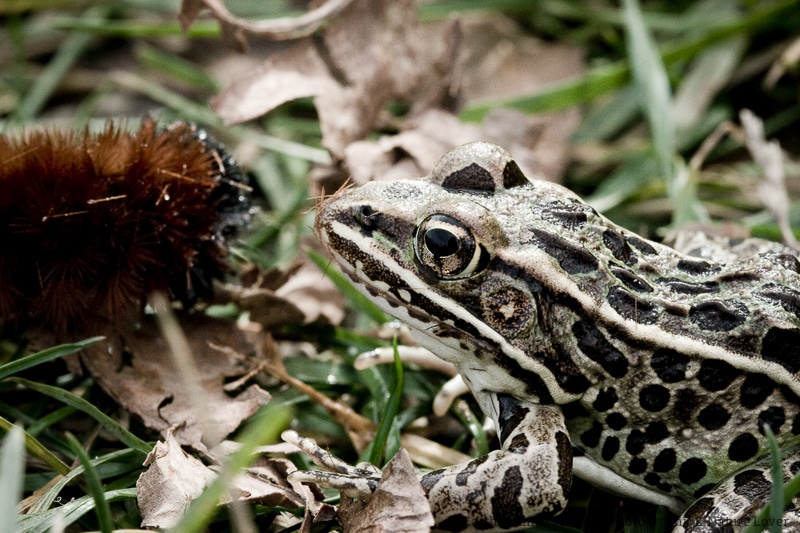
[137, 432, 217, 529]
[274, 257, 345, 325]
[81, 316, 269, 451]
[137, 433, 309, 529]
[180, 0, 355, 48]
[210, 0, 460, 158]
[331, 14, 584, 187]
[226, 461, 306, 507]
[740, 109, 800, 250]
[338, 449, 434, 533]
[224, 256, 345, 328]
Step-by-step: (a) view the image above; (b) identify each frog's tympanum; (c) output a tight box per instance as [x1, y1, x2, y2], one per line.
[312, 142, 800, 532]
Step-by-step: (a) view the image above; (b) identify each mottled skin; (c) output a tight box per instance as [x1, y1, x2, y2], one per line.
[313, 142, 800, 532]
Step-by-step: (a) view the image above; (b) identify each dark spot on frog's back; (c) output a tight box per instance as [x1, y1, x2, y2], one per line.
[761, 327, 800, 373]
[677, 258, 721, 276]
[525, 228, 598, 274]
[740, 373, 775, 409]
[689, 300, 748, 331]
[502, 160, 529, 188]
[625, 234, 659, 256]
[639, 385, 670, 412]
[728, 433, 759, 462]
[537, 201, 594, 230]
[766, 252, 800, 273]
[650, 349, 689, 383]
[656, 278, 719, 295]
[607, 286, 659, 324]
[755, 283, 800, 318]
[572, 321, 628, 378]
[610, 266, 652, 293]
[698, 359, 741, 392]
[603, 229, 636, 265]
[441, 163, 495, 192]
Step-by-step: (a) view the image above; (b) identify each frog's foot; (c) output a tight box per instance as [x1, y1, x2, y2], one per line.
[285, 397, 572, 532]
[674, 448, 800, 532]
[282, 430, 381, 498]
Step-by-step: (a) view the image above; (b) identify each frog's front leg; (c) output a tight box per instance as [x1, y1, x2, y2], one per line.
[422, 395, 572, 532]
[286, 395, 571, 532]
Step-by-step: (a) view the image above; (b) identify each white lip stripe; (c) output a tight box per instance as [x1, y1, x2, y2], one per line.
[326, 219, 581, 404]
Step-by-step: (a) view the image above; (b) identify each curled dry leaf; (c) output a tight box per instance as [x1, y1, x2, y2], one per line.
[224, 255, 345, 329]
[81, 316, 269, 451]
[138, 432, 309, 529]
[137, 432, 217, 529]
[740, 109, 800, 250]
[338, 449, 434, 533]
[209, 0, 461, 157]
[180, 0, 355, 49]
[332, 14, 584, 188]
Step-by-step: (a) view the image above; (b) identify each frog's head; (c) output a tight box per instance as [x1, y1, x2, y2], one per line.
[316, 142, 585, 405]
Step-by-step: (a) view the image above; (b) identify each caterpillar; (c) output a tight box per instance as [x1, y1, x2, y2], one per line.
[0, 117, 250, 335]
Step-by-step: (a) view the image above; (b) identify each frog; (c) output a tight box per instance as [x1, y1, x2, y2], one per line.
[304, 141, 800, 532]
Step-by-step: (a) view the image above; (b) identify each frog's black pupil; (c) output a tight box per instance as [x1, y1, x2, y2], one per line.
[425, 228, 459, 256]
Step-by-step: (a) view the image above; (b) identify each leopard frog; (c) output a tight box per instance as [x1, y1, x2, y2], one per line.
[312, 141, 800, 532]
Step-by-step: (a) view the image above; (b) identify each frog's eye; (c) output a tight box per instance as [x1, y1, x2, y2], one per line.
[414, 214, 486, 278]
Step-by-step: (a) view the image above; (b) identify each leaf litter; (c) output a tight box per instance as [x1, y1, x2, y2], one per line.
[186, 0, 583, 185]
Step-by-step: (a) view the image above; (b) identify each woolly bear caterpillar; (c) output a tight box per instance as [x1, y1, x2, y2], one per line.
[0, 117, 250, 334]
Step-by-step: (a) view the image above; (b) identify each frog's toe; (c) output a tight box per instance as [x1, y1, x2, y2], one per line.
[288, 470, 379, 498]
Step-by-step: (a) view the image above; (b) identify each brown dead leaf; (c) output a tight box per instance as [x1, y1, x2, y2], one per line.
[740, 109, 800, 250]
[327, 14, 583, 188]
[274, 257, 345, 325]
[137, 432, 217, 529]
[81, 316, 269, 451]
[223, 459, 307, 509]
[338, 449, 434, 533]
[138, 432, 309, 529]
[458, 13, 584, 103]
[202, 2, 581, 188]
[209, 0, 460, 158]
[340, 105, 577, 188]
[224, 256, 345, 329]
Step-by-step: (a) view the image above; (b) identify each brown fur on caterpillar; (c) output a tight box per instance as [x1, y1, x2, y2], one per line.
[0, 117, 250, 335]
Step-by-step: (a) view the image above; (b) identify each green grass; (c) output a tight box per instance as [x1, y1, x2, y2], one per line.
[2, 0, 800, 531]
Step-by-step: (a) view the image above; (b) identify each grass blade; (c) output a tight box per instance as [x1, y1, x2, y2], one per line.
[8, 378, 151, 454]
[623, 0, 674, 184]
[0, 415, 70, 475]
[29, 448, 140, 514]
[0, 337, 103, 381]
[460, 0, 797, 120]
[14, 5, 112, 121]
[365, 338, 404, 465]
[65, 433, 113, 533]
[0, 426, 25, 532]
[16, 488, 137, 533]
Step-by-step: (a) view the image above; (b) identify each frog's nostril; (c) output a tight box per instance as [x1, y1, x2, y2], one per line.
[353, 205, 377, 229]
